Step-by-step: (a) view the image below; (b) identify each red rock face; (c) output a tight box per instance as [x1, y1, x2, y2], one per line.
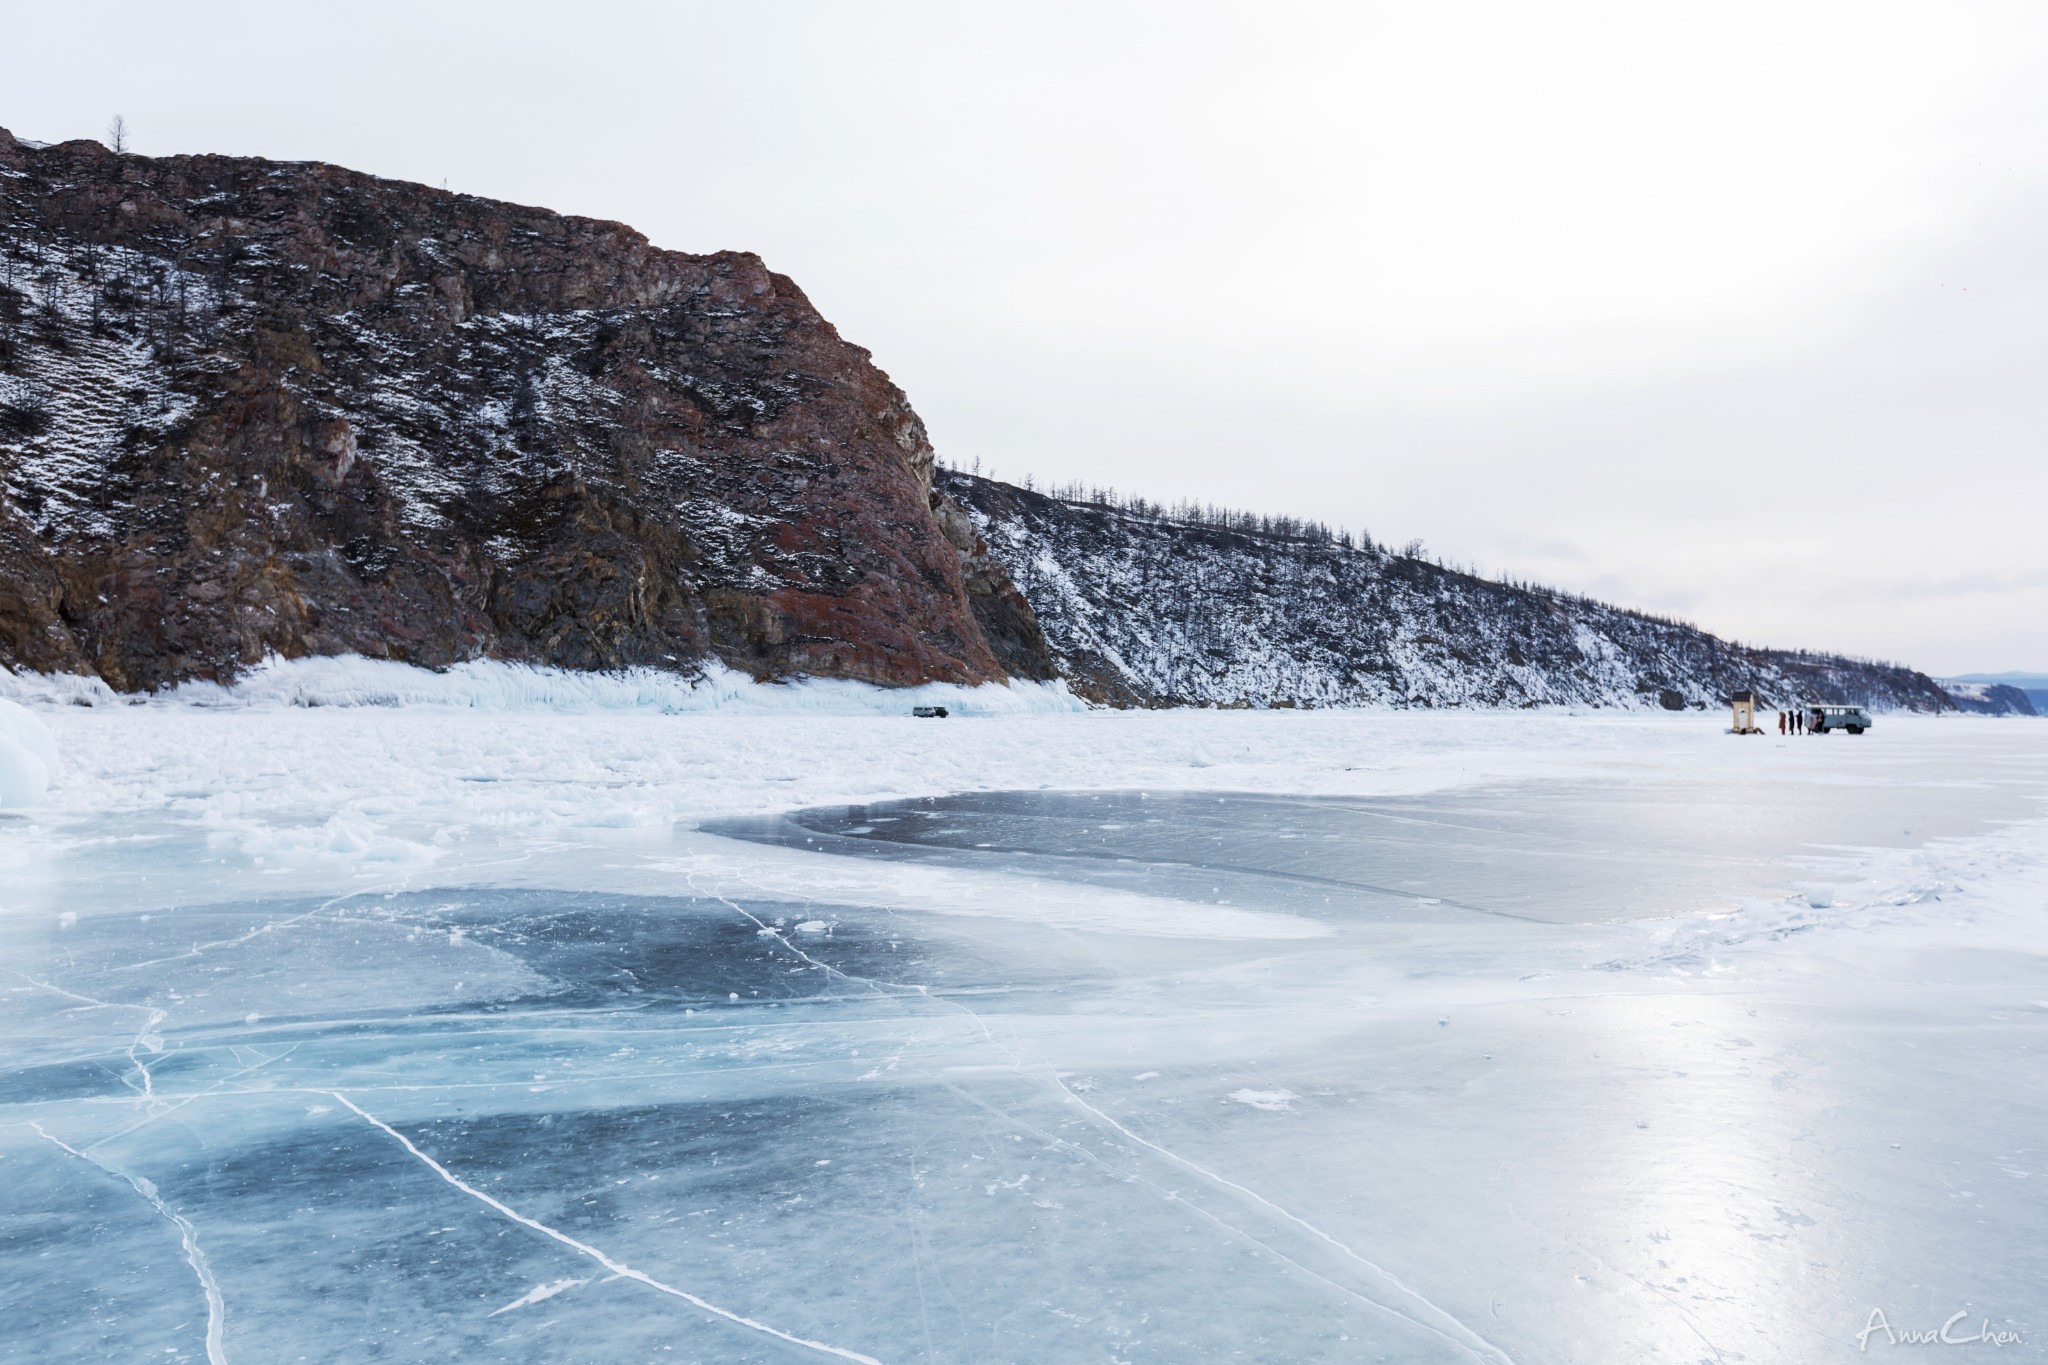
[0, 127, 1054, 691]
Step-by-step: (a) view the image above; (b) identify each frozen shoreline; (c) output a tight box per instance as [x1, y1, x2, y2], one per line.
[0, 655, 1091, 718]
[5, 664, 2032, 818]
[8, 675, 2044, 937]
[8, 688, 2045, 1002]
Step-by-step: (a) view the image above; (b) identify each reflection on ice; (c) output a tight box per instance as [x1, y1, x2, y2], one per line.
[713, 779, 2021, 924]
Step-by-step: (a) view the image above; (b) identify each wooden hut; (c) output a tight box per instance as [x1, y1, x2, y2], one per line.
[1730, 689, 1762, 734]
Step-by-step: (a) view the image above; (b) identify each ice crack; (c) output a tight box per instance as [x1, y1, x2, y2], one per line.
[487, 1277, 589, 1316]
[693, 865, 1514, 1364]
[4, 971, 171, 1108]
[325, 1092, 883, 1364]
[1046, 1078, 1518, 1364]
[29, 1122, 228, 1365]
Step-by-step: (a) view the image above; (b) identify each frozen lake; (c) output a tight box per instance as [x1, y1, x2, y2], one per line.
[3, 704, 2046, 1362]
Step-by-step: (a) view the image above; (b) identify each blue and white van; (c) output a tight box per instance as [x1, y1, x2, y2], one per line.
[1808, 705, 1873, 734]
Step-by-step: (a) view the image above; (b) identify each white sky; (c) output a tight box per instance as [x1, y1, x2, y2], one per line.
[10, 1, 2047, 674]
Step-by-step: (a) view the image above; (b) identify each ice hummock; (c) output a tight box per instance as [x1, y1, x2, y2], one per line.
[1, 655, 1087, 717]
[0, 696, 58, 806]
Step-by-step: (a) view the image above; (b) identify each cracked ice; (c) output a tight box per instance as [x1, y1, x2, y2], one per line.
[3, 689, 2046, 1361]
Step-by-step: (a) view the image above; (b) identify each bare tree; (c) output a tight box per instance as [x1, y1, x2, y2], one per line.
[107, 115, 128, 153]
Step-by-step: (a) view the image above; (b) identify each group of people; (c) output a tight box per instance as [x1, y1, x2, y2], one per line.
[1777, 708, 1808, 735]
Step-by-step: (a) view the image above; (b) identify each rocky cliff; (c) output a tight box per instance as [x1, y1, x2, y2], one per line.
[942, 472, 1957, 712]
[0, 128, 1050, 691]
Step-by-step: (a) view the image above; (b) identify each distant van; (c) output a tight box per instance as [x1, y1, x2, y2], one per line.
[1809, 705, 1873, 735]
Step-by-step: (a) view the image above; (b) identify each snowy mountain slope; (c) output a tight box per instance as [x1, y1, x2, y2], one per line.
[1948, 673, 2048, 716]
[1936, 680, 2039, 716]
[942, 472, 1954, 712]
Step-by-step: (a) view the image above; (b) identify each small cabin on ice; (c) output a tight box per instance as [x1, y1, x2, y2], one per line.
[1729, 690, 1762, 734]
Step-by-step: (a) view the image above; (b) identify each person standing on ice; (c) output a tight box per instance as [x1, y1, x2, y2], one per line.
[1778, 710, 1786, 735]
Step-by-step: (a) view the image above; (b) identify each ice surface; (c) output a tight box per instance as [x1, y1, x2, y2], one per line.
[3, 695, 2046, 1362]
[708, 777, 2022, 925]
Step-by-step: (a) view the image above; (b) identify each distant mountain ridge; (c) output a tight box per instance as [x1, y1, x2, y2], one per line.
[1948, 674, 2048, 716]
[1938, 679, 2041, 717]
[942, 471, 1956, 713]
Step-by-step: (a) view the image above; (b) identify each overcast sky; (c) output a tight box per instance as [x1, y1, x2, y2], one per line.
[10, 1, 2047, 674]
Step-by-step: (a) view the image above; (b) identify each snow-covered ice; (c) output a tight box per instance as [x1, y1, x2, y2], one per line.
[2, 668, 2045, 1361]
